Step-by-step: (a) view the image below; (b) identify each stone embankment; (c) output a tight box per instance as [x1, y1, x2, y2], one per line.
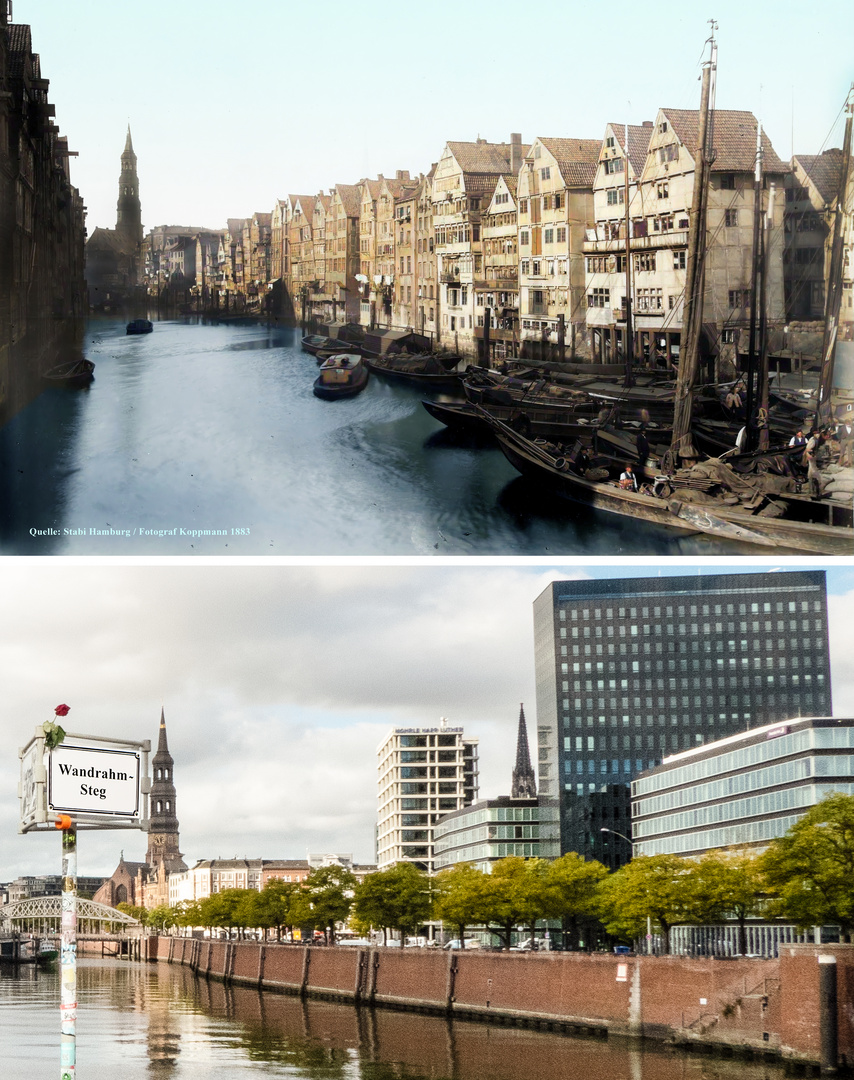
[146, 937, 854, 1069]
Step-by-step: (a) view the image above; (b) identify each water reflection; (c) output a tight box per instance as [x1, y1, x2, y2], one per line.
[0, 961, 787, 1080]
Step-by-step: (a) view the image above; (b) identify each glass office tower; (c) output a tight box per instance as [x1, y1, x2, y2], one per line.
[533, 570, 832, 868]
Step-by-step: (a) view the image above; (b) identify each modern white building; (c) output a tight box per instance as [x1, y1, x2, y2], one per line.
[632, 716, 854, 857]
[376, 719, 479, 872]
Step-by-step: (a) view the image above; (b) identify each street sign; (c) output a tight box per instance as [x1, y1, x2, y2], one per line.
[19, 730, 150, 832]
[49, 744, 141, 817]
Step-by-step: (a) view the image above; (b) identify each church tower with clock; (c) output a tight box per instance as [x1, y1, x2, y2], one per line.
[146, 707, 186, 876]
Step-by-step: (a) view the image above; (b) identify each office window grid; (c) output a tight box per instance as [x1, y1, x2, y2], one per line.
[534, 573, 831, 868]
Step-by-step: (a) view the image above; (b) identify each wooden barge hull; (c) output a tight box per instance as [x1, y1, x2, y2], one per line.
[493, 425, 853, 556]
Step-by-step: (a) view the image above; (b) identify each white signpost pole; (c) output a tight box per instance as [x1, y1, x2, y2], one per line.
[59, 816, 77, 1080]
[19, 709, 150, 1080]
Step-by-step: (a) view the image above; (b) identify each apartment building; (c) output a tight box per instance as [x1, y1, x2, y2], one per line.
[376, 720, 479, 872]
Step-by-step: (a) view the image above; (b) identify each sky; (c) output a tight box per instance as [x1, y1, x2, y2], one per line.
[19, 0, 854, 234]
[1, 560, 853, 883]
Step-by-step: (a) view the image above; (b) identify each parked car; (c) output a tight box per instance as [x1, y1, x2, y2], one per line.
[442, 939, 481, 950]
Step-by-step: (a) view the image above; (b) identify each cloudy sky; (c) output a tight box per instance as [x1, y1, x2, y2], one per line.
[19, 0, 853, 232]
[1, 560, 852, 882]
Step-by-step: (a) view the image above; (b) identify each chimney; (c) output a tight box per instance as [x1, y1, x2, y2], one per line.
[396, 170, 410, 180]
[510, 132, 522, 174]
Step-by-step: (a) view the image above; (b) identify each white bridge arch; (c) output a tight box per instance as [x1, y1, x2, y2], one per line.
[1, 896, 141, 934]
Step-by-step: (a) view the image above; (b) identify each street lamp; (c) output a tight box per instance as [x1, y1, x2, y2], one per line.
[600, 827, 633, 848]
[600, 828, 654, 954]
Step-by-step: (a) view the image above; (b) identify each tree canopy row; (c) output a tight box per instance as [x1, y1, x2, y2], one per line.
[119, 794, 854, 954]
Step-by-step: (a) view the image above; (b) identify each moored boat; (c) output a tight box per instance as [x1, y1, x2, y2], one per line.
[313, 353, 369, 399]
[482, 410, 852, 555]
[301, 334, 333, 355]
[126, 318, 153, 335]
[42, 358, 95, 386]
[364, 353, 464, 387]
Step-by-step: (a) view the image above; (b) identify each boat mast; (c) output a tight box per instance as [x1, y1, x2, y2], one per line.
[757, 180, 776, 451]
[671, 22, 718, 460]
[815, 84, 854, 429]
[623, 122, 634, 387]
[744, 123, 764, 452]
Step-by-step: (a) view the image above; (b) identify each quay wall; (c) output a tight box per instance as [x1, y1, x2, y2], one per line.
[145, 937, 854, 1067]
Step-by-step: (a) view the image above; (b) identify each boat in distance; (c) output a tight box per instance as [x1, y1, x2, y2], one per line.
[126, 318, 153, 335]
[313, 353, 370, 400]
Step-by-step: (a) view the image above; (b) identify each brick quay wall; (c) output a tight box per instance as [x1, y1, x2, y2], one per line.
[144, 937, 854, 1068]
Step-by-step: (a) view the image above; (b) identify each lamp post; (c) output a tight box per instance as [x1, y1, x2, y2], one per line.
[600, 826, 633, 849]
[600, 827, 652, 954]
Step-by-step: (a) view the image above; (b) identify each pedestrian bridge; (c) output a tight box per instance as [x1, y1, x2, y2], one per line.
[1, 896, 140, 934]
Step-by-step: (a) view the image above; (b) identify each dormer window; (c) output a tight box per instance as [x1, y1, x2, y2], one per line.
[659, 121, 668, 133]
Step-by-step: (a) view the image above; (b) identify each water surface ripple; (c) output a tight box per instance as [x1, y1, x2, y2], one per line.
[0, 317, 758, 555]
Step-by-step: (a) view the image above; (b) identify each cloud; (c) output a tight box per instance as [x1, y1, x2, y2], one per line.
[0, 564, 577, 877]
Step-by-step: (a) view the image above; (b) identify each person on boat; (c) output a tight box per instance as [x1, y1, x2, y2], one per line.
[788, 430, 806, 448]
[636, 429, 650, 473]
[803, 430, 826, 498]
[573, 446, 591, 476]
[619, 465, 638, 491]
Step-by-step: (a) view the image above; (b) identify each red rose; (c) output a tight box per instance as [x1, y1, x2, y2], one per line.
[54, 704, 70, 717]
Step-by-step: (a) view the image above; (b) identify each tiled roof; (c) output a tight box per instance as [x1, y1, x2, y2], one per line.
[661, 108, 788, 174]
[465, 174, 501, 199]
[794, 149, 849, 205]
[539, 137, 601, 187]
[362, 179, 383, 200]
[227, 218, 246, 235]
[335, 183, 361, 217]
[86, 227, 132, 253]
[606, 122, 653, 176]
[447, 140, 530, 175]
[7, 24, 33, 78]
[253, 212, 272, 226]
[316, 193, 332, 211]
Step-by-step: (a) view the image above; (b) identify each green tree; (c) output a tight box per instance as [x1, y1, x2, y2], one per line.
[689, 849, 767, 955]
[255, 879, 307, 941]
[201, 888, 251, 939]
[543, 852, 609, 950]
[303, 865, 357, 943]
[352, 863, 433, 944]
[146, 904, 176, 933]
[433, 864, 489, 944]
[477, 857, 550, 949]
[116, 902, 148, 926]
[597, 854, 697, 954]
[762, 793, 854, 941]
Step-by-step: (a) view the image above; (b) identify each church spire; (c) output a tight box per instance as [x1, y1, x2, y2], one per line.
[147, 707, 185, 872]
[511, 703, 537, 799]
[157, 704, 168, 753]
[116, 125, 142, 250]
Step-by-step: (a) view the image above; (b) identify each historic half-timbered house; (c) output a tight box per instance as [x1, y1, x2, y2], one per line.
[516, 137, 600, 359]
[476, 174, 520, 359]
[432, 135, 527, 356]
[583, 110, 787, 379]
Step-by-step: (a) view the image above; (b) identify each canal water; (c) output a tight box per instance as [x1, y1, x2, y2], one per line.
[0, 316, 754, 556]
[1, 959, 787, 1079]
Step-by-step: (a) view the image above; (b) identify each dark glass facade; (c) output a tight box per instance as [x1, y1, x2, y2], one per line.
[533, 571, 832, 868]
